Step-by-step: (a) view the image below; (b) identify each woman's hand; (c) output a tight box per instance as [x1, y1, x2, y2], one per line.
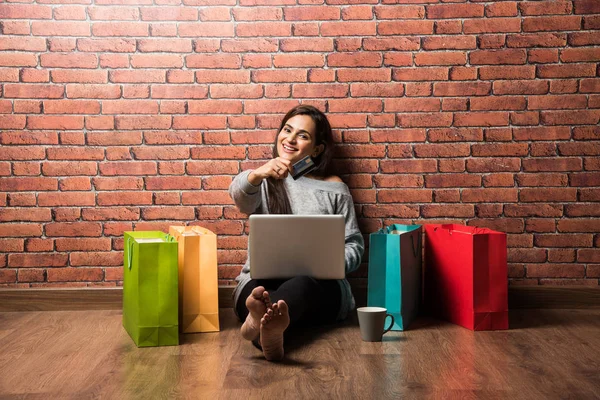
[248, 157, 293, 186]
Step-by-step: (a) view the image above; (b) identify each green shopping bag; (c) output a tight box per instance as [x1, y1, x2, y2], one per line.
[123, 231, 179, 347]
[367, 224, 422, 331]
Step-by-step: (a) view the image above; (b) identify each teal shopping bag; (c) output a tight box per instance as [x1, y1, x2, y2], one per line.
[123, 231, 179, 347]
[367, 224, 422, 331]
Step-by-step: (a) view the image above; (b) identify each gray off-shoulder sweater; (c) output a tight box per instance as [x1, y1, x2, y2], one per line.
[228, 169, 365, 321]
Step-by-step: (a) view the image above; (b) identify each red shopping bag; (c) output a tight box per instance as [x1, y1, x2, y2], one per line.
[424, 224, 508, 331]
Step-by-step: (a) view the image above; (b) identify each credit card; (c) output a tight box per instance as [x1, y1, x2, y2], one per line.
[291, 155, 316, 180]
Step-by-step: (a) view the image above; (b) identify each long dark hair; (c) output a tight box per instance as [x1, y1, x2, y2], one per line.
[266, 105, 335, 214]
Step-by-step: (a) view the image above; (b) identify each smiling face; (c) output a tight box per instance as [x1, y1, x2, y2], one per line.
[276, 114, 324, 164]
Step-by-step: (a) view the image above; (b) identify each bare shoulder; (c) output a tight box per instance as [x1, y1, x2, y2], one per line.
[324, 175, 343, 183]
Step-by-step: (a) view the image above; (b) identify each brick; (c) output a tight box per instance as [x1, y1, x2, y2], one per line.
[283, 6, 339, 20]
[0, 208, 51, 222]
[461, 188, 518, 203]
[438, 159, 465, 173]
[558, 142, 600, 156]
[0, 37, 46, 52]
[203, 176, 233, 190]
[145, 176, 200, 190]
[516, 173, 568, 187]
[9, 253, 67, 267]
[538, 64, 596, 78]
[363, 37, 420, 51]
[415, 51, 466, 67]
[58, 177, 90, 191]
[140, 6, 198, 21]
[0, 147, 45, 161]
[454, 112, 509, 127]
[4, 84, 64, 99]
[558, 219, 600, 233]
[181, 191, 234, 205]
[45, 222, 101, 237]
[130, 54, 183, 68]
[7, 194, 36, 207]
[560, 48, 600, 63]
[186, 161, 239, 175]
[527, 264, 585, 278]
[92, 177, 143, 190]
[565, 204, 600, 217]
[47, 267, 103, 282]
[568, 32, 600, 46]
[77, 38, 136, 53]
[0, 53, 37, 67]
[434, 20, 462, 34]
[414, 144, 469, 158]
[480, 66, 536, 80]
[370, 174, 421, 191]
[508, 248, 547, 263]
[475, 204, 503, 218]
[377, 189, 432, 203]
[100, 54, 129, 68]
[274, 54, 325, 67]
[463, 18, 521, 34]
[1, 21, 31, 35]
[486, 2, 518, 17]
[519, 1, 572, 16]
[520, 188, 577, 202]
[236, 22, 291, 37]
[398, 113, 452, 128]
[478, 35, 507, 49]
[470, 49, 526, 65]
[472, 143, 528, 157]
[88, 6, 139, 20]
[54, 6, 87, 21]
[378, 20, 433, 35]
[172, 116, 227, 129]
[70, 252, 123, 266]
[321, 21, 376, 36]
[421, 36, 476, 51]
[0, 4, 52, 19]
[132, 147, 190, 160]
[428, 128, 483, 143]
[186, 54, 241, 69]
[92, 22, 149, 37]
[427, 3, 483, 18]
[470, 96, 526, 111]
[433, 82, 491, 97]
[425, 174, 481, 188]
[32, 21, 90, 36]
[12, 162, 40, 176]
[42, 161, 98, 176]
[293, 84, 348, 98]
[526, 218, 556, 233]
[339, 68, 392, 82]
[523, 16, 581, 32]
[200, 7, 232, 21]
[55, 238, 111, 252]
[154, 192, 181, 205]
[523, 158, 583, 172]
[178, 22, 234, 37]
[97, 191, 153, 206]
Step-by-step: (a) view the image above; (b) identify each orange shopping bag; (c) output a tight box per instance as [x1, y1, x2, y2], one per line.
[169, 226, 220, 333]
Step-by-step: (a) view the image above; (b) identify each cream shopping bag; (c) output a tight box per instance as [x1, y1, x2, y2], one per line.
[169, 226, 220, 333]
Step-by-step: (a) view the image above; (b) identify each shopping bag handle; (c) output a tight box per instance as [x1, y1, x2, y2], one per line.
[126, 233, 175, 270]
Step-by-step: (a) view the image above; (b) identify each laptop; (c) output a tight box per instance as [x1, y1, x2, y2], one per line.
[249, 215, 345, 280]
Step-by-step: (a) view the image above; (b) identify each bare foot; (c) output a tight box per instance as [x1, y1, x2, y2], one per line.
[260, 300, 290, 361]
[241, 286, 271, 341]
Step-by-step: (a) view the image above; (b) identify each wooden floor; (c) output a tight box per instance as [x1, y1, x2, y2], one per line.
[1, 309, 599, 400]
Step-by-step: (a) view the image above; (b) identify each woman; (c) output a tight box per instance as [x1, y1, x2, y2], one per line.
[228, 105, 364, 361]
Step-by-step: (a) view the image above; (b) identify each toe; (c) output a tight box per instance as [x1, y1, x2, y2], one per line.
[251, 286, 265, 299]
[263, 291, 272, 307]
[277, 300, 288, 315]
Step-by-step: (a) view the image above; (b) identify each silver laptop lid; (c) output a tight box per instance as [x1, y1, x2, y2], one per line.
[249, 215, 345, 280]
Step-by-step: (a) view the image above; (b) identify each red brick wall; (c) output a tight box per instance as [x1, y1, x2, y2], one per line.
[0, 0, 599, 288]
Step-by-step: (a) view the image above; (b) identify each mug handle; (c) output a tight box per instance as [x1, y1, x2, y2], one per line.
[383, 314, 395, 335]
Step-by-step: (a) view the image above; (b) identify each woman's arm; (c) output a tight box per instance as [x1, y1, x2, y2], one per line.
[337, 193, 365, 275]
[228, 170, 263, 215]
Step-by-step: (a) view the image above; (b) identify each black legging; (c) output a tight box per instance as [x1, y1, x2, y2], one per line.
[235, 276, 342, 329]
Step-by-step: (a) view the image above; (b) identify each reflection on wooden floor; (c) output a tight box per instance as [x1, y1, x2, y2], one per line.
[1, 308, 599, 399]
